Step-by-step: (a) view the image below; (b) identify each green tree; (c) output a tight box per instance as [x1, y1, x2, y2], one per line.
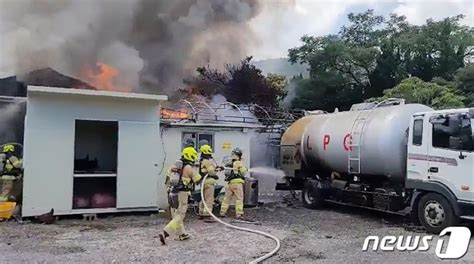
[288, 10, 474, 110]
[266, 73, 288, 101]
[380, 77, 465, 109]
[455, 64, 474, 106]
[456, 64, 474, 93]
[188, 57, 278, 107]
[288, 34, 378, 97]
[340, 9, 384, 47]
[290, 70, 363, 111]
[399, 15, 474, 81]
[225, 57, 277, 106]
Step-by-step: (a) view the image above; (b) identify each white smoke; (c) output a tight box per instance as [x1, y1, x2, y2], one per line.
[282, 80, 298, 109]
[249, 166, 285, 179]
[209, 94, 259, 123]
[0, 100, 26, 143]
[249, 166, 285, 194]
[0, 0, 140, 88]
[0, 0, 265, 94]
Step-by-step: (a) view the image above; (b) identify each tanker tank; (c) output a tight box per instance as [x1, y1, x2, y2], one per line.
[299, 103, 432, 181]
[280, 115, 320, 177]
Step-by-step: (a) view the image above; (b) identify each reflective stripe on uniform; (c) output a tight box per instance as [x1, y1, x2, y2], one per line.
[1, 175, 15, 180]
[165, 219, 180, 231]
[164, 191, 189, 236]
[12, 160, 22, 168]
[204, 178, 217, 186]
[229, 178, 244, 184]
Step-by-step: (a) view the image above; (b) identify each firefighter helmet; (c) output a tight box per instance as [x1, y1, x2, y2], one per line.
[182, 146, 198, 162]
[200, 144, 213, 155]
[2, 144, 14, 153]
[231, 147, 243, 158]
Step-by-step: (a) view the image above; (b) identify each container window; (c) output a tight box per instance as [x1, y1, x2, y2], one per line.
[412, 119, 423, 146]
[182, 132, 197, 149]
[181, 132, 214, 150]
[198, 133, 214, 149]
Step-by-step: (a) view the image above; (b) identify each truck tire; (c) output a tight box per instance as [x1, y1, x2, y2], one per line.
[418, 193, 457, 234]
[302, 180, 324, 209]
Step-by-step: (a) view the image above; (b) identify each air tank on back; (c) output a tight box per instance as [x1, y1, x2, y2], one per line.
[296, 101, 432, 181]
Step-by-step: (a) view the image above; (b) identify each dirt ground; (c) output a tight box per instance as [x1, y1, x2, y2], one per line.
[1, 192, 474, 264]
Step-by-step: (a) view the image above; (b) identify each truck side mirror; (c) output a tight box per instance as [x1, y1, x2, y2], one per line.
[460, 115, 471, 129]
[449, 136, 466, 159]
[429, 115, 447, 125]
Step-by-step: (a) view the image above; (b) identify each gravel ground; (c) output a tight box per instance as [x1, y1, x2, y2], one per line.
[1, 192, 474, 263]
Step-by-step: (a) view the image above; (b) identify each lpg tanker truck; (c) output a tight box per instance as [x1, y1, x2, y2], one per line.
[278, 98, 474, 233]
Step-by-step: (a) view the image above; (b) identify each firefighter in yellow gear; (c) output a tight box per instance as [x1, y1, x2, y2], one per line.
[0, 144, 23, 202]
[220, 147, 247, 218]
[164, 143, 197, 193]
[159, 146, 201, 245]
[198, 144, 219, 221]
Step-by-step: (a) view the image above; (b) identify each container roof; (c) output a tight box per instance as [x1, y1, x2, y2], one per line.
[161, 120, 265, 129]
[27, 85, 168, 102]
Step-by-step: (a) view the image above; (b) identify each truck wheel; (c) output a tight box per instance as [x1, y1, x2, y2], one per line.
[418, 193, 457, 234]
[302, 180, 324, 209]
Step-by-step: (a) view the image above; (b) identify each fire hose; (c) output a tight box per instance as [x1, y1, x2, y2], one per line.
[200, 174, 281, 263]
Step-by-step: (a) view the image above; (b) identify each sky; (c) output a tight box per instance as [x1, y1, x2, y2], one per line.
[250, 0, 474, 60]
[0, 0, 472, 78]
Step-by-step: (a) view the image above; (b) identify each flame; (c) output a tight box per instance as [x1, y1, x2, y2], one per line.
[81, 62, 130, 92]
[161, 108, 189, 120]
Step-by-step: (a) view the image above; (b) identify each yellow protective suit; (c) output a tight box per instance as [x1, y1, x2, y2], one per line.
[163, 164, 201, 238]
[199, 158, 218, 216]
[220, 159, 247, 217]
[0, 154, 22, 202]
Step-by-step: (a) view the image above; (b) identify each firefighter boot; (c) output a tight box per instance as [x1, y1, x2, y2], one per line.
[159, 230, 169, 245]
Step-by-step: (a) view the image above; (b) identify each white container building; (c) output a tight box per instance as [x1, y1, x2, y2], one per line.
[22, 86, 167, 217]
[160, 121, 263, 187]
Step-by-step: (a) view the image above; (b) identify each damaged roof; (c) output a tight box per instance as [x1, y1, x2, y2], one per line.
[0, 68, 96, 97]
[18, 68, 96, 90]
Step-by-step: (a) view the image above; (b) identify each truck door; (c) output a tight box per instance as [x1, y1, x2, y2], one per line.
[428, 113, 474, 202]
[407, 116, 429, 181]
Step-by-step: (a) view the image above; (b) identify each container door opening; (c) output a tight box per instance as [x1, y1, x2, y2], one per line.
[73, 120, 118, 209]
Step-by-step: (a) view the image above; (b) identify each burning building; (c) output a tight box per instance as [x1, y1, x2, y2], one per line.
[0, 0, 300, 217]
[0, 0, 266, 95]
[19, 84, 290, 216]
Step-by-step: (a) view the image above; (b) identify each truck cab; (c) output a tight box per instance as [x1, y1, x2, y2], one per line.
[407, 108, 474, 233]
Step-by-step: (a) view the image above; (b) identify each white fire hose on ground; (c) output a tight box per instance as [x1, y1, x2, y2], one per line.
[200, 174, 281, 263]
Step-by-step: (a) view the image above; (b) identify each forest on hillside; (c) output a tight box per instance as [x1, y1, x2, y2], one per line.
[188, 10, 474, 112]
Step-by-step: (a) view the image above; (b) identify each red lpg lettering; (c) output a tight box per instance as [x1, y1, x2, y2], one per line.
[323, 135, 331, 150]
[343, 133, 352, 152]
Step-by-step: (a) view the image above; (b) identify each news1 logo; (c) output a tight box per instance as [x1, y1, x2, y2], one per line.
[362, 227, 472, 259]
